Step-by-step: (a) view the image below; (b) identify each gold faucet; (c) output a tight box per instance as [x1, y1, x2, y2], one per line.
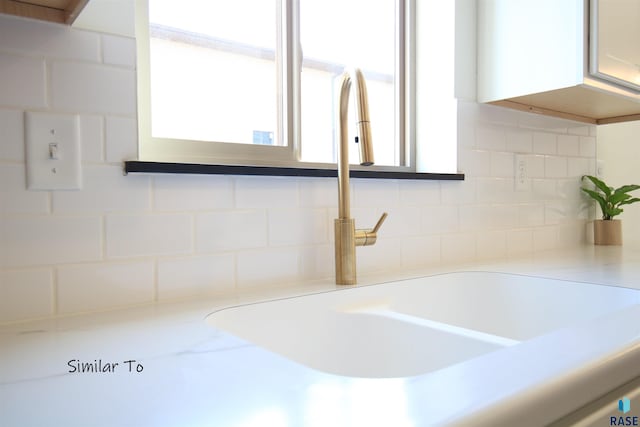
[334, 68, 388, 285]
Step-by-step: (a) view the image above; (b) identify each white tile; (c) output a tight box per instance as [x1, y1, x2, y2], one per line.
[533, 132, 557, 154]
[197, 210, 267, 252]
[525, 154, 546, 178]
[365, 206, 420, 238]
[533, 227, 558, 252]
[352, 179, 400, 208]
[545, 202, 567, 225]
[399, 180, 440, 206]
[0, 14, 99, 61]
[459, 205, 492, 231]
[0, 269, 53, 322]
[298, 177, 337, 208]
[545, 156, 568, 178]
[0, 164, 50, 214]
[579, 136, 597, 157]
[154, 175, 234, 211]
[299, 244, 333, 280]
[567, 125, 591, 136]
[506, 230, 533, 256]
[476, 126, 506, 151]
[461, 204, 518, 230]
[518, 203, 545, 227]
[358, 238, 402, 273]
[0, 109, 25, 161]
[441, 233, 476, 264]
[457, 103, 477, 149]
[157, 255, 235, 300]
[1, 216, 101, 267]
[51, 61, 136, 115]
[476, 103, 521, 126]
[102, 35, 136, 68]
[0, 53, 45, 108]
[490, 152, 514, 177]
[422, 205, 459, 234]
[79, 115, 104, 163]
[557, 135, 580, 156]
[475, 178, 514, 204]
[459, 149, 491, 178]
[57, 261, 154, 314]
[235, 176, 298, 208]
[559, 223, 586, 247]
[401, 236, 441, 268]
[53, 165, 150, 213]
[106, 214, 192, 257]
[491, 205, 520, 229]
[517, 112, 569, 132]
[567, 157, 593, 178]
[476, 230, 507, 260]
[105, 116, 137, 162]
[268, 208, 328, 246]
[556, 179, 582, 201]
[441, 180, 476, 205]
[532, 179, 557, 200]
[237, 248, 299, 288]
[506, 130, 533, 153]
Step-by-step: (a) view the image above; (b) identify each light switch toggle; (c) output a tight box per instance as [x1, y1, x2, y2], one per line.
[48, 142, 59, 160]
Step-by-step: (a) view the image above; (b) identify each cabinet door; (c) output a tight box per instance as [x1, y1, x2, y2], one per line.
[590, 0, 640, 91]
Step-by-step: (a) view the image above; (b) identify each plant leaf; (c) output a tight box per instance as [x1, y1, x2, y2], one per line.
[619, 197, 640, 206]
[609, 207, 624, 218]
[614, 184, 640, 195]
[610, 192, 631, 206]
[583, 175, 611, 196]
[581, 188, 608, 217]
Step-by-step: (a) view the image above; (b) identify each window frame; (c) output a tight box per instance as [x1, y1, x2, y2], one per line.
[135, 0, 416, 172]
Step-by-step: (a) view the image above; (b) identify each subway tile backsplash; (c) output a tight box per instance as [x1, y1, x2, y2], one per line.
[0, 14, 595, 323]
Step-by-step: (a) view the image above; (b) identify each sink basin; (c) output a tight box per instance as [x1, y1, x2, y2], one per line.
[206, 272, 640, 378]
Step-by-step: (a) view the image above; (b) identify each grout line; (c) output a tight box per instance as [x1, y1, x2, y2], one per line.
[51, 267, 58, 316]
[152, 258, 158, 302]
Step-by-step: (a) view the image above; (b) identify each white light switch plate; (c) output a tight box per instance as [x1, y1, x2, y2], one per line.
[25, 112, 82, 191]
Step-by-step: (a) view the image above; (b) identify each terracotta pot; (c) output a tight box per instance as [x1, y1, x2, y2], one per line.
[593, 219, 622, 245]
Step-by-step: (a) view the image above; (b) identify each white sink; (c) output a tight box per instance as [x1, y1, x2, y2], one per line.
[206, 272, 640, 378]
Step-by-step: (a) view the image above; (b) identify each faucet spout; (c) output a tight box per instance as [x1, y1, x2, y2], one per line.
[337, 68, 374, 220]
[334, 68, 386, 285]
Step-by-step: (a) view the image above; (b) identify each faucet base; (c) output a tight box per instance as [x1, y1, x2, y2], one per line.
[334, 218, 357, 285]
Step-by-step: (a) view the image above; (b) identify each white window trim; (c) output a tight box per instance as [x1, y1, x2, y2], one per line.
[135, 0, 460, 175]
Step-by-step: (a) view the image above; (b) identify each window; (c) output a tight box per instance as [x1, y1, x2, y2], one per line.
[136, 0, 458, 174]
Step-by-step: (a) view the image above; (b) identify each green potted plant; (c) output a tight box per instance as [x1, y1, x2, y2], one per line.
[581, 175, 640, 245]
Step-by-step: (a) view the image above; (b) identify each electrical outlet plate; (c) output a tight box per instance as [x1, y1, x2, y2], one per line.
[515, 154, 530, 192]
[25, 112, 82, 191]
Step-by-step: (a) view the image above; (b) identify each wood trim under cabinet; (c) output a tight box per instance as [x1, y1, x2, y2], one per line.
[0, 0, 88, 24]
[596, 114, 640, 125]
[489, 100, 598, 125]
[63, 0, 88, 24]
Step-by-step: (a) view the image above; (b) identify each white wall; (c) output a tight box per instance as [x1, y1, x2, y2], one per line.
[0, 14, 595, 324]
[597, 122, 640, 244]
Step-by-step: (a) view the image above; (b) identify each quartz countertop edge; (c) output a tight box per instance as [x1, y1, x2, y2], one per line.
[1, 245, 640, 427]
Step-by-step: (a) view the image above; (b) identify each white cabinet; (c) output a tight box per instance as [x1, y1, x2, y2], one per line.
[590, 0, 640, 92]
[478, 0, 640, 125]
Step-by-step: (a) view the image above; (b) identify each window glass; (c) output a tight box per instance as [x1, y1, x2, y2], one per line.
[299, 0, 399, 166]
[147, 0, 280, 146]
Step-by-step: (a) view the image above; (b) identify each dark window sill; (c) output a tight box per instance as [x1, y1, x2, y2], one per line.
[124, 161, 465, 181]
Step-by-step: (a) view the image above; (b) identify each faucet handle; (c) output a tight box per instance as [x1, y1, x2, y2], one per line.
[355, 212, 388, 247]
[372, 212, 388, 234]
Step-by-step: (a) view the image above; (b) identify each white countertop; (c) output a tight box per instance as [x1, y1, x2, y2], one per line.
[1, 246, 640, 427]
